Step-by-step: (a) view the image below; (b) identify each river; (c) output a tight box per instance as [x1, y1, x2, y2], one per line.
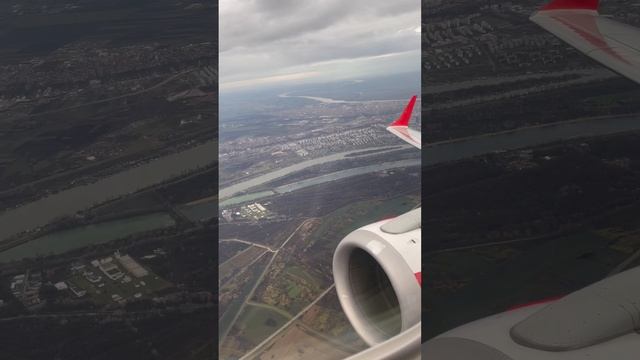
[216, 159, 421, 209]
[2, 113, 640, 251]
[423, 115, 640, 166]
[218, 146, 410, 199]
[277, 93, 406, 104]
[0, 213, 175, 263]
[0, 140, 216, 242]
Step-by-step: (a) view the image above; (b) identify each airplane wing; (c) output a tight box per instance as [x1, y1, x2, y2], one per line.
[387, 95, 421, 149]
[334, 208, 422, 360]
[423, 265, 640, 359]
[331, 99, 422, 359]
[345, 323, 421, 360]
[530, 0, 640, 84]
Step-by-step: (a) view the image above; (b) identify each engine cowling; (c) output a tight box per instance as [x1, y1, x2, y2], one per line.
[332, 208, 421, 346]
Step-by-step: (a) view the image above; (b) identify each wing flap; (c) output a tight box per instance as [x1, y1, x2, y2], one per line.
[531, 2, 640, 84]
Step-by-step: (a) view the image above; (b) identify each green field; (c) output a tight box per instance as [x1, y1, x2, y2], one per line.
[235, 303, 292, 345]
[424, 230, 628, 337]
[219, 245, 266, 285]
[285, 266, 320, 288]
[307, 195, 420, 252]
[219, 252, 274, 340]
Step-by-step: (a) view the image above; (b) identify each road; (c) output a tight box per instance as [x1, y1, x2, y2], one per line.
[220, 239, 276, 252]
[0, 302, 214, 322]
[427, 233, 561, 255]
[423, 69, 613, 94]
[220, 218, 315, 252]
[609, 246, 640, 276]
[219, 219, 315, 342]
[219, 251, 277, 342]
[423, 113, 640, 167]
[30, 69, 194, 117]
[239, 284, 336, 360]
[426, 69, 616, 110]
[245, 301, 293, 319]
[220, 249, 270, 289]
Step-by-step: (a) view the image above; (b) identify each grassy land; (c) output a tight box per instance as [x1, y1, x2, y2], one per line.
[219, 252, 274, 340]
[285, 266, 320, 289]
[305, 195, 420, 257]
[235, 303, 292, 346]
[424, 230, 628, 338]
[219, 245, 267, 285]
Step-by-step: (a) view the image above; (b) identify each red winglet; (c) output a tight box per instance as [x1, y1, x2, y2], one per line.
[541, 0, 599, 11]
[389, 95, 417, 127]
[415, 272, 422, 287]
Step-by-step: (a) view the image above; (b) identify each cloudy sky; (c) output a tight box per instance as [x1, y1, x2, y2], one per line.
[220, 0, 421, 92]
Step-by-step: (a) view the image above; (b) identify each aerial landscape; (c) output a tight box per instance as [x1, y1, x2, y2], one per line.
[218, 74, 421, 359]
[0, 0, 217, 358]
[422, 0, 640, 339]
[218, 1, 422, 358]
[9, 0, 640, 356]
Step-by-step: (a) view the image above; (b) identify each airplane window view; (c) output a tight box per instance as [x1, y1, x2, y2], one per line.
[218, 0, 421, 359]
[4, 0, 640, 358]
[423, 0, 640, 357]
[0, 0, 217, 358]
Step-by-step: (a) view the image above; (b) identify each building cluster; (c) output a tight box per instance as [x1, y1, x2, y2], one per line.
[424, 14, 492, 46]
[424, 15, 493, 71]
[291, 127, 388, 155]
[222, 202, 272, 222]
[480, 2, 531, 15]
[9, 1, 81, 15]
[220, 100, 419, 182]
[10, 271, 43, 310]
[89, 252, 148, 282]
[221, 125, 397, 176]
[423, 7, 575, 72]
[492, 36, 565, 67]
[0, 41, 214, 102]
[241, 202, 269, 220]
[60, 252, 151, 304]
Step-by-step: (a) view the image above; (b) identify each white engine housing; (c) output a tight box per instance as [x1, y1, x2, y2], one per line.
[333, 208, 421, 346]
[423, 265, 640, 359]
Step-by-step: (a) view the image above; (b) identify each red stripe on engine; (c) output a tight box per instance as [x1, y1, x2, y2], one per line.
[415, 272, 422, 286]
[507, 295, 563, 311]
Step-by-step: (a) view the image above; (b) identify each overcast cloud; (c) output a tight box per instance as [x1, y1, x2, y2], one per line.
[220, 0, 421, 91]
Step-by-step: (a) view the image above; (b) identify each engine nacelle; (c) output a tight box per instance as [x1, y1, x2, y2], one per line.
[333, 208, 421, 346]
[423, 265, 640, 359]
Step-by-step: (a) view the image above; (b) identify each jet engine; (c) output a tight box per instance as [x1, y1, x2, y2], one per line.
[332, 207, 421, 346]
